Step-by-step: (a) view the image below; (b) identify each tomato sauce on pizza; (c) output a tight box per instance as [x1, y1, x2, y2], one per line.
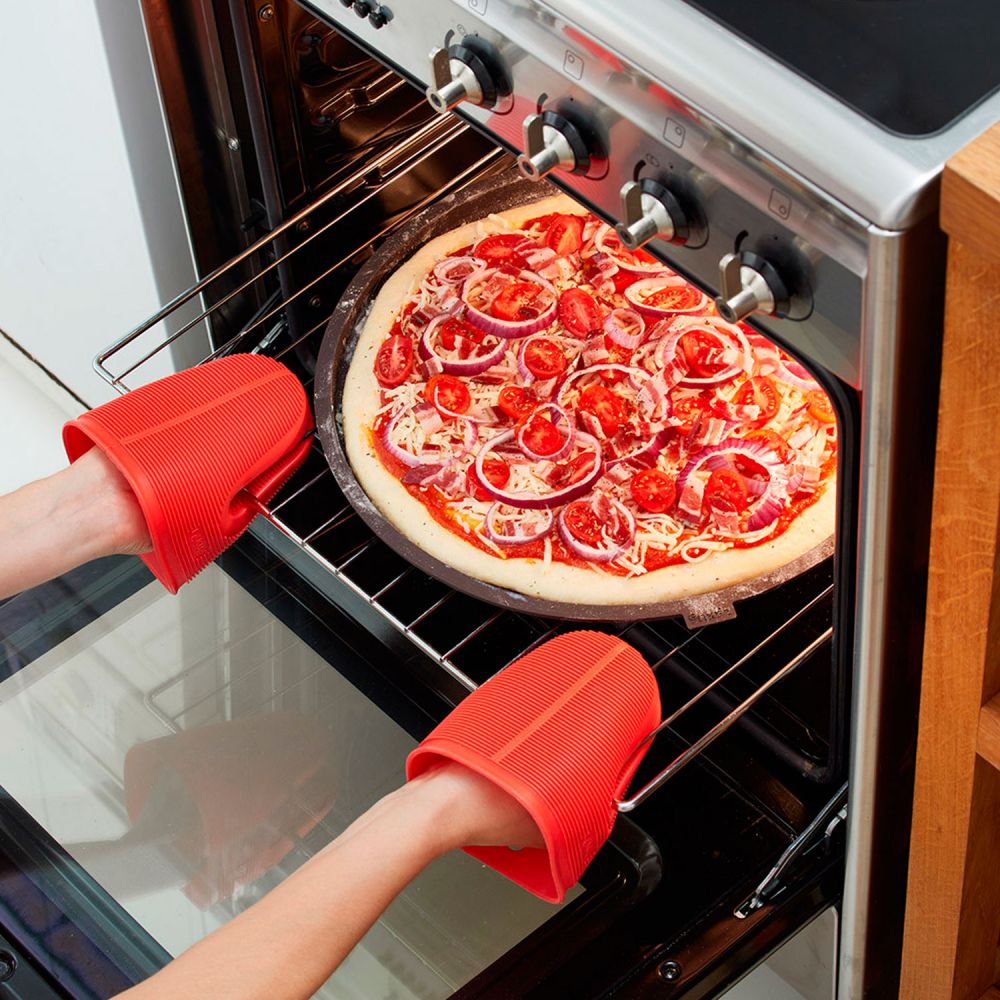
[359, 206, 836, 580]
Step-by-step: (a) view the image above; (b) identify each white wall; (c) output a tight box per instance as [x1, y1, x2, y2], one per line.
[0, 0, 199, 406]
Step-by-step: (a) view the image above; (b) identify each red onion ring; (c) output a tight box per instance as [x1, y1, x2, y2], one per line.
[474, 430, 603, 509]
[594, 225, 670, 275]
[605, 427, 673, 469]
[676, 437, 785, 495]
[675, 437, 790, 529]
[420, 315, 506, 377]
[557, 498, 636, 563]
[472, 233, 534, 258]
[383, 409, 424, 468]
[556, 364, 651, 408]
[604, 308, 646, 350]
[383, 407, 477, 468]
[484, 503, 554, 545]
[516, 403, 575, 461]
[655, 317, 751, 387]
[625, 276, 709, 318]
[777, 357, 821, 391]
[462, 268, 558, 339]
[433, 256, 486, 284]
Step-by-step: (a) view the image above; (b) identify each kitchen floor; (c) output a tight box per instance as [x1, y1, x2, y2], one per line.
[0, 340, 816, 999]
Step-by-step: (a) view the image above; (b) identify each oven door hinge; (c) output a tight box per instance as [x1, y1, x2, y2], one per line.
[734, 780, 848, 919]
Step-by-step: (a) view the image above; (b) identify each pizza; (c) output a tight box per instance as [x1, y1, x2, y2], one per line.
[341, 193, 835, 608]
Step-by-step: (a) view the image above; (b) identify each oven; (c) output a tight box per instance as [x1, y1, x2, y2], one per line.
[2, 1, 998, 998]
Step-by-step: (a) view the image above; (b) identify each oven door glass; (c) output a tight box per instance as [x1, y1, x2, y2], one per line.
[0, 552, 599, 1000]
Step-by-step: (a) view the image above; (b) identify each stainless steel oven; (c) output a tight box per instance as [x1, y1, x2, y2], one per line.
[1, 1, 999, 998]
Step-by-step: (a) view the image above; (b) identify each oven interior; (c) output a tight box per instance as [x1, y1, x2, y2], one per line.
[85, 2, 854, 995]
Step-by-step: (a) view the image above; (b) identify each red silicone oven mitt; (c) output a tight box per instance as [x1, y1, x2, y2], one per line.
[407, 631, 661, 903]
[62, 355, 312, 593]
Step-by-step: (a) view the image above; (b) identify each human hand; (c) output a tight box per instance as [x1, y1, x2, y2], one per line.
[68, 447, 152, 555]
[406, 761, 544, 854]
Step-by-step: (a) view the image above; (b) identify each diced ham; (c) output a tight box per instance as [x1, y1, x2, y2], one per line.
[402, 463, 444, 485]
[413, 402, 444, 435]
[533, 377, 557, 400]
[789, 425, 815, 450]
[579, 410, 607, 440]
[606, 463, 633, 484]
[693, 416, 729, 448]
[678, 478, 705, 522]
[709, 503, 741, 534]
[582, 335, 610, 366]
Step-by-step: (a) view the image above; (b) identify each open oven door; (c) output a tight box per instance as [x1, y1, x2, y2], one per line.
[0, 541, 661, 1000]
[0, 525, 845, 1000]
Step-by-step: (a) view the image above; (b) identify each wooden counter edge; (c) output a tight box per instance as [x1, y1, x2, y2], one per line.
[899, 118, 1000, 1000]
[941, 121, 1000, 265]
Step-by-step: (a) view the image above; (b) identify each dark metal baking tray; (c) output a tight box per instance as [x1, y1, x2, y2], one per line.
[314, 173, 832, 626]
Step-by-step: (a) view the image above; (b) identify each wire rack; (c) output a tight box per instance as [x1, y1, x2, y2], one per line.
[94, 115, 838, 794]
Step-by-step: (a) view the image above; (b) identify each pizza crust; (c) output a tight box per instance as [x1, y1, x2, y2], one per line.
[342, 195, 835, 609]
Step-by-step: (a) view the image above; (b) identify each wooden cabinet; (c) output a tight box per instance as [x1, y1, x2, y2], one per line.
[900, 121, 1000, 1000]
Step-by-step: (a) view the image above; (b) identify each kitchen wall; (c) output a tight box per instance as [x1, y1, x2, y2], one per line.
[0, 0, 200, 407]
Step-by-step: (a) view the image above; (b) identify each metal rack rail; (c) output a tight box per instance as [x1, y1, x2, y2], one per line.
[94, 116, 838, 795]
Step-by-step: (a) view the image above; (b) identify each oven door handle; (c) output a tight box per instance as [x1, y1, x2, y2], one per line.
[733, 780, 849, 918]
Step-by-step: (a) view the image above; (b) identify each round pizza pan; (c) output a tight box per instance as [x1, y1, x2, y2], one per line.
[314, 173, 833, 626]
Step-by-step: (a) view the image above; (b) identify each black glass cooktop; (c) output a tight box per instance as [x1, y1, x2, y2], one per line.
[685, 0, 1000, 137]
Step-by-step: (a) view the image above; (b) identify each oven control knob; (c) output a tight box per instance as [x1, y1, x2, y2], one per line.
[352, 0, 374, 17]
[517, 111, 593, 181]
[616, 179, 691, 249]
[426, 37, 511, 114]
[716, 251, 793, 322]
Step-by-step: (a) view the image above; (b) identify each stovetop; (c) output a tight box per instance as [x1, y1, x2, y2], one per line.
[686, 0, 1000, 138]
[534, 0, 1000, 229]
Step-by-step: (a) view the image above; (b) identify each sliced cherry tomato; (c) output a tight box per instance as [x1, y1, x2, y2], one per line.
[474, 233, 531, 268]
[705, 467, 749, 511]
[424, 374, 471, 414]
[521, 414, 564, 456]
[643, 285, 704, 311]
[523, 338, 567, 379]
[741, 427, 791, 461]
[734, 376, 782, 424]
[806, 389, 836, 424]
[497, 385, 536, 422]
[466, 455, 510, 501]
[491, 280, 548, 321]
[630, 469, 677, 513]
[375, 334, 414, 388]
[612, 269, 640, 294]
[672, 393, 713, 435]
[679, 329, 728, 378]
[579, 384, 626, 436]
[545, 214, 585, 256]
[438, 316, 480, 352]
[563, 500, 604, 547]
[558, 288, 603, 335]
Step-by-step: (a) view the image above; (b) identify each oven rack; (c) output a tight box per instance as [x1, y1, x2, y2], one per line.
[94, 114, 837, 795]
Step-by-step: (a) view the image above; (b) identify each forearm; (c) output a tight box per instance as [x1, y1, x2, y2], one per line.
[0, 449, 150, 600]
[115, 777, 464, 1000]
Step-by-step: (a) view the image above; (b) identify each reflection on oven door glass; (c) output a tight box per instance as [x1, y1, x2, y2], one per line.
[0, 566, 578, 998]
